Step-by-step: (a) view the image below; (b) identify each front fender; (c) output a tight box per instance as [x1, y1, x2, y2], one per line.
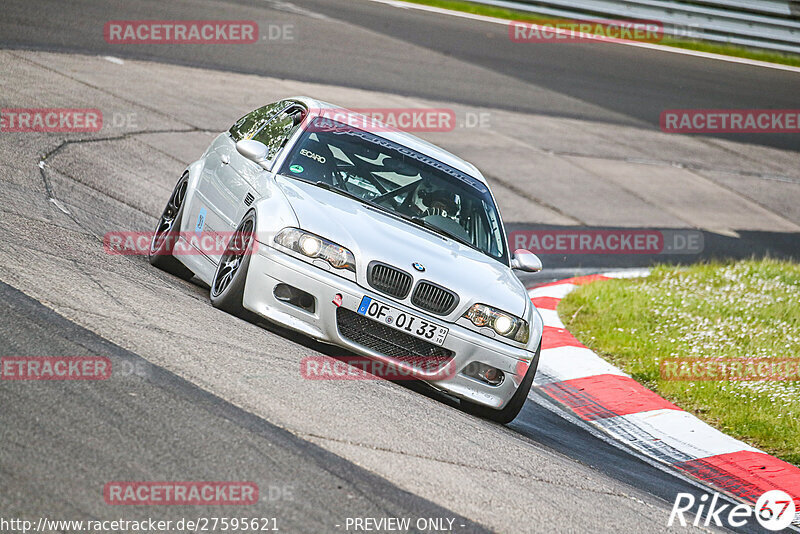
[528, 301, 544, 354]
[177, 158, 208, 234]
[252, 175, 300, 245]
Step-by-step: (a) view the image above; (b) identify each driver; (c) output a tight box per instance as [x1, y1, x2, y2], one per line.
[419, 188, 460, 220]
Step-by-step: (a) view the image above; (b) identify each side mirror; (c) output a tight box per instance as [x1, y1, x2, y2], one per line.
[511, 249, 542, 272]
[236, 139, 269, 165]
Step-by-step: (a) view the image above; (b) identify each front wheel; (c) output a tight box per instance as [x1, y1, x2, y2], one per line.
[210, 211, 256, 317]
[149, 173, 194, 280]
[462, 341, 541, 424]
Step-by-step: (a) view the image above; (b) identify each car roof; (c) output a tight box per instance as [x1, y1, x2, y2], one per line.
[287, 96, 487, 184]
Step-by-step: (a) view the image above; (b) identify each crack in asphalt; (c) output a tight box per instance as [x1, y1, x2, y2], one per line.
[37, 128, 212, 217]
[41, 163, 157, 220]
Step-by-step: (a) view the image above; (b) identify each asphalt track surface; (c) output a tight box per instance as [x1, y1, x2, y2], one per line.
[0, 281, 487, 533]
[2, 0, 799, 150]
[0, 0, 798, 533]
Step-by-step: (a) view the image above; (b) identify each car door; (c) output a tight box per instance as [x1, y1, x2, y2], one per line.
[189, 101, 292, 262]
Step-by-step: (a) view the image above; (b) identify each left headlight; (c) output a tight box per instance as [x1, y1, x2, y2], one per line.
[274, 228, 356, 272]
[463, 303, 529, 344]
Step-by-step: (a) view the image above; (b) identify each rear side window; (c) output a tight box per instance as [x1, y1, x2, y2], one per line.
[252, 112, 297, 160]
[229, 100, 305, 160]
[228, 100, 291, 142]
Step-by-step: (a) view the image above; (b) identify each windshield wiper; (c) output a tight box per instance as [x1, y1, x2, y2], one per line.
[309, 181, 404, 218]
[309, 180, 372, 204]
[404, 215, 483, 253]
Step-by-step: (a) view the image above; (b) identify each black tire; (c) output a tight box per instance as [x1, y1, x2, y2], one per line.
[210, 211, 256, 316]
[149, 173, 194, 280]
[462, 340, 542, 424]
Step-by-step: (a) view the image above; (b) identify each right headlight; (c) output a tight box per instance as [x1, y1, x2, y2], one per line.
[463, 303, 529, 344]
[274, 228, 356, 272]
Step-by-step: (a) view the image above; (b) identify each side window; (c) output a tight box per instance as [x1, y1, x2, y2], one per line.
[251, 110, 299, 160]
[228, 100, 291, 142]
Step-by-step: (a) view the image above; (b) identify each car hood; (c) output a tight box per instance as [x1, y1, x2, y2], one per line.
[275, 175, 529, 318]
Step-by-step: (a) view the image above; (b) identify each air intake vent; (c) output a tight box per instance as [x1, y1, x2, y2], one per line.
[411, 281, 458, 316]
[244, 192, 255, 206]
[367, 262, 412, 300]
[336, 308, 454, 368]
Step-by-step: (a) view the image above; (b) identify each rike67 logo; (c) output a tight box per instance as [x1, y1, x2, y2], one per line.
[756, 491, 798, 532]
[669, 490, 796, 531]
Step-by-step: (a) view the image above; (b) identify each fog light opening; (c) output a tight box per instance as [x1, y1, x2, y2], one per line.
[463, 362, 504, 386]
[273, 283, 316, 313]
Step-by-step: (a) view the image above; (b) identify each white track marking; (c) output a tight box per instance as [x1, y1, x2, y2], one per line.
[529, 270, 763, 467]
[603, 268, 652, 279]
[368, 0, 800, 74]
[528, 282, 575, 299]
[260, 0, 329, 19]
[538, 308, 564, 328]
[608, 409, 762, 459]
[538, 345, 629, 383]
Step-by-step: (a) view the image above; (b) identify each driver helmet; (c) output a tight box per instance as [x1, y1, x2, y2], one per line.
[421, 189, 460, 219]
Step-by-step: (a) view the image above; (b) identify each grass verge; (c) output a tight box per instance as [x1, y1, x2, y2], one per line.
[558, 259, 800, 466]
[401, 0, 800, 67]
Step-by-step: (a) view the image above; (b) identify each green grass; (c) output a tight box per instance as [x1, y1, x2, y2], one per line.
[558, 259, 800, 466]
[402, 0, 800, 67]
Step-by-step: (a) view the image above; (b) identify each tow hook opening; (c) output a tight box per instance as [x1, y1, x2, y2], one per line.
[463, 362, 504, 386]
[274, 283, 316, 313]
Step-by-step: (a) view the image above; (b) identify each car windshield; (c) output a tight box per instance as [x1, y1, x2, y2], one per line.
[279, 117, 507, 263]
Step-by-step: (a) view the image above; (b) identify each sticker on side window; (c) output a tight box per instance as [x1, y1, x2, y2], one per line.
[300, 148, 326, 163]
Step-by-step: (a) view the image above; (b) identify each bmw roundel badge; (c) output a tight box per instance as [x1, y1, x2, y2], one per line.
[412, 262, 425, 272]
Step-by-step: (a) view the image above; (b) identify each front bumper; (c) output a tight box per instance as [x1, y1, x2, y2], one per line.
[242, 245, 539, 409]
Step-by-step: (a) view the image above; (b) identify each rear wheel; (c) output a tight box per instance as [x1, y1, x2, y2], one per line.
[210, 211, 256, 317]
[463, 341, 541, 424]
[149, 173, 194, 280]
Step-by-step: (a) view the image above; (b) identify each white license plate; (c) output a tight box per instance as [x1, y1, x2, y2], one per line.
[356, 296, 448, 346]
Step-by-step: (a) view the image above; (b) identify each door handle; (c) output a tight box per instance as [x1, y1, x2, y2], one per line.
[221, 154, 230, 165]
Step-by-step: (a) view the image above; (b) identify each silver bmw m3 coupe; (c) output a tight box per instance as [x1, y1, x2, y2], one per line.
[150, 96, 544, 423]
